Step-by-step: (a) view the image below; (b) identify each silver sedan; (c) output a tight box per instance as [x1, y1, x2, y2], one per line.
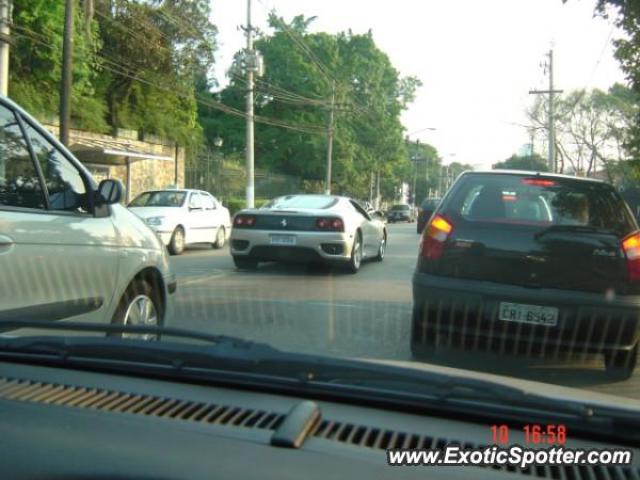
[229, 194, 387, 273]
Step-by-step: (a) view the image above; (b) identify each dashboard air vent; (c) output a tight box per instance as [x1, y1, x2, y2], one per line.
[0, 377, 284, 430]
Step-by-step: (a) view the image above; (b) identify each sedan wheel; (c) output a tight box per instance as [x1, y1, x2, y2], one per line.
[213, 226, 226, 249]
[168, 227, 185, 255]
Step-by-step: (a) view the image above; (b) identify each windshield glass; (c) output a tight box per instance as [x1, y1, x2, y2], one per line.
[129, 191, 186, 207]
[4, 0, 640, 443]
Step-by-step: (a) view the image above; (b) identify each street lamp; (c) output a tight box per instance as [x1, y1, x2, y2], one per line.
[212, 136, 224, 198]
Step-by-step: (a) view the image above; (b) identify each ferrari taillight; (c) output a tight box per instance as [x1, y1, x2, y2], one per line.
[234, 215, 256, 228]
[316, 217, 344, 232]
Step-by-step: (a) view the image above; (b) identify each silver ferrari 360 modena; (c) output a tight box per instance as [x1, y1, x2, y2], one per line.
[229, 194, 387, 273]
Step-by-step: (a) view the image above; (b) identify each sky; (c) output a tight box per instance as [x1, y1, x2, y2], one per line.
[210, 0, 626, 169]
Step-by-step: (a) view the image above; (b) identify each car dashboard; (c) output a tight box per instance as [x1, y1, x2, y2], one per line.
[0, 361, 638, 480]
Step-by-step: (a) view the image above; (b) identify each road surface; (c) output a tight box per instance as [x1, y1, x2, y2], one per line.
[169, 222, 640, 399]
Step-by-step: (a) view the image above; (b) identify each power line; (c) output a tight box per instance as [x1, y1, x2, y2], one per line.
[232, 74, 328, 107]
[254, 0, 378, 119]
[12, 28, 325, 136]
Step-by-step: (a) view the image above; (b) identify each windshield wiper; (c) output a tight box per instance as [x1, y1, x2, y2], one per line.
[0, 320, 638, 444]
[0, 320, 248, 345]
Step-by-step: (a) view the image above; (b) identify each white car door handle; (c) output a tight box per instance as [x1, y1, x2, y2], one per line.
[0, 235, 14, 246]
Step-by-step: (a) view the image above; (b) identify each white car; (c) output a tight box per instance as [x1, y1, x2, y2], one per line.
[0, 96, 175, 336]
[128, 189, 231, 255]
[230, 194, 387, 273]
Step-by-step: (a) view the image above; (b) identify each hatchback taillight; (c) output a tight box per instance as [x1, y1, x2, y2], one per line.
[421, 214, 453, 260]
[316, 217, 344, 232]
[234, 215, 256, 227]
[622, 231, 640, 281]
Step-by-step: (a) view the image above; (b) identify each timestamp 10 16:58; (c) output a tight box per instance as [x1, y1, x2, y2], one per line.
[490, 424, 567, 445]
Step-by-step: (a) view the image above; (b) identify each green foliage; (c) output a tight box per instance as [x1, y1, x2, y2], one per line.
[403, 140, 441, 202]
[199, 13, 420, 201]
[9, 0, 217, 145]
[590, 1, 640, 165]
[10, 0, 103, 130]
[527, 84, 638, 177]
[493, 153, 549, 172]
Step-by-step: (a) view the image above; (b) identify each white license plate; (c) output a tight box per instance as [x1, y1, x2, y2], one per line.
[498, 302, 558, 326]
[270, 234, 296, 246]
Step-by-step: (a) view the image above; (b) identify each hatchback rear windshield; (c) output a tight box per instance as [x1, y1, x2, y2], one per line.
[443, 174, 636, 234]
[129, 191, 186, 207]
[262, 195, 338, 210]
[391, 204, 411, 211]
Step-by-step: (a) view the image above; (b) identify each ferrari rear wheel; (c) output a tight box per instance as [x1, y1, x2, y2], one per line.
[375, 233, 386, 262]
[347, 232, 362, 274]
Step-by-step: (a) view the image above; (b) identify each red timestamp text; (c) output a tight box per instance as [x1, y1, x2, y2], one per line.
[490, 424, 567, 445]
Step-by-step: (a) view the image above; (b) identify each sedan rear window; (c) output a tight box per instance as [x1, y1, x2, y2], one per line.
[391, 204, 411, 211]
[262, 195, 337, 210]
[446, 174, 635, 233]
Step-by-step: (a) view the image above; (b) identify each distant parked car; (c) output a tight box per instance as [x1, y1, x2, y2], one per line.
[387, 203, 416, 223]
[416, 197, 441, 233]
[129, 189, 231, 255]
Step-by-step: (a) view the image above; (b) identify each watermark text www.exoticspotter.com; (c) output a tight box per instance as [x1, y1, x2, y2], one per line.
[387, 445, 633, 469]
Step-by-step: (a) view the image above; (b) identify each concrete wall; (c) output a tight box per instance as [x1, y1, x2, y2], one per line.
[42, 124, 185, 202]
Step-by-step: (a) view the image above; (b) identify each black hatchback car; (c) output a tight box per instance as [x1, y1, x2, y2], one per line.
[417, 197, 441, 233]
[411, 170, 640, 379]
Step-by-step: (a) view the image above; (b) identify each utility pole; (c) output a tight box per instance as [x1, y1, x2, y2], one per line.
[369, 171, 374, 204]
[60, 0, 74, 146]
[324, 80, 335, 195]
[529, 49, 562, 172]
[244, 0, 255, 208]
[375, 170, 380, 210]
[0, 0, 11, 96]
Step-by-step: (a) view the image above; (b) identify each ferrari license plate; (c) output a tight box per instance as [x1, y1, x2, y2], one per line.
[498, 302, 558, 326]
[270, 234, 296, 246]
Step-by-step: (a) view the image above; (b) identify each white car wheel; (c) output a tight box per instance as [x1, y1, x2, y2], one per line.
[168, 227, 185, 255]
[347, 233, 362, 274]
[213, 226, 226, 249]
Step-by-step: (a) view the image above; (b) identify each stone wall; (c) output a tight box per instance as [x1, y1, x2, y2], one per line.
[42, 124, 185, 202]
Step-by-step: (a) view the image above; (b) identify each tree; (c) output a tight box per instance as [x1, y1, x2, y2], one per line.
[584, 1, 640, 165]
[493, 153, 548, 172]
[526, 84, 638, 180]
[94, 0, 217, 145]
[200, 13, 420, 200]
[404, 140, 440, 203]
[10, 0, 106, 131]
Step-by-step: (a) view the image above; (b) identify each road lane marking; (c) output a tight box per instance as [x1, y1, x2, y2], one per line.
[177, 268, 230, 286]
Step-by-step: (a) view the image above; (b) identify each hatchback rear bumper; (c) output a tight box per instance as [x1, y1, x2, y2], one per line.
[412, 272, 640, 355]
